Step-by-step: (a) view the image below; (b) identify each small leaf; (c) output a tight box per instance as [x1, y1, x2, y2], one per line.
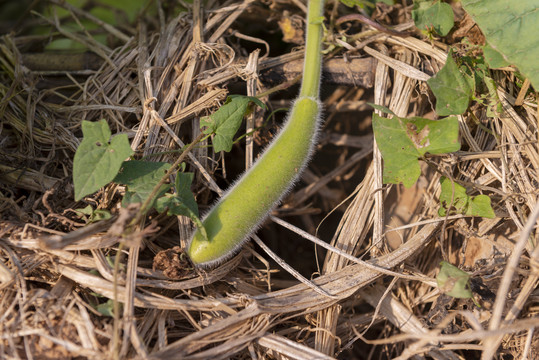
[438, 177, 469, 216]
[75, 205, 95, 217]
[201, 96, 266, 153]
[373, 115, 460, 187]
[96, 299, 121, 317]
[155, 171, 199, 217]
[438, 177, 495, 218]
[427, 49, 474, 116]
[91, 209, 112, 222]
[113, 160, 171, 209]
[468, 195, 495, 219]
[74, 205, 112, 223]
[174, 171, 199, 216]
[412, 0, 454, 36]
[73, 120, 134, 201]
[155, 172, 198, 216]
[156, 194, 206, 241]
[155, 170, 207, 241]
[437, 261, 473, 299]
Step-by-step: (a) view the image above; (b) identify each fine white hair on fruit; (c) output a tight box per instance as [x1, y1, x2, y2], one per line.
[187, 97, 323, 267]
[186, 0, 325, 267]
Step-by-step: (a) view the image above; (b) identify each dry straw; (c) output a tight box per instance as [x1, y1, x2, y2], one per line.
[0, 0, 538, 359]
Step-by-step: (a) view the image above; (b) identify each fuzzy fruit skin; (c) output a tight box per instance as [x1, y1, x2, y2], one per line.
[187, 0, 324, 267]
[187, 97, 320, 266]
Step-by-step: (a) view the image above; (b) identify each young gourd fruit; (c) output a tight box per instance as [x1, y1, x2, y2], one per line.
[187, 0, 325, 267]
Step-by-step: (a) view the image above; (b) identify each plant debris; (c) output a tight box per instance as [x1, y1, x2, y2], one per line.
[0, 0, 537, 359]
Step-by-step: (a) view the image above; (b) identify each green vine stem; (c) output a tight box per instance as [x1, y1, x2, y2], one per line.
[300, 0, 324, 99]
[187, 0, 325, 266]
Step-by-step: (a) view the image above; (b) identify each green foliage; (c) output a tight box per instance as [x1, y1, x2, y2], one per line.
[73, 120, 134, 201]
[155, 170, 207, 240]
[458, 53, 503, 116]
[74, 121, 200, 226]
[42, 0, 154, 50]
[412, 0, 454, 36]
[74, 205, 112, 223]
[427, 49, 474, 116]
[372, 114, 460, 187]
[437, 261, 474, 299]
[438, 177, 495, 218]
[482, 44, 511, 69]
[481, 75, 503, 117]
[113, 160, 171, 210]
[462, 0, 539, 90]
[155, 170, 198, 217]
[96, 299, 121, 317]
[72, 95, 269, 244]
[201, 96, 265, 153]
